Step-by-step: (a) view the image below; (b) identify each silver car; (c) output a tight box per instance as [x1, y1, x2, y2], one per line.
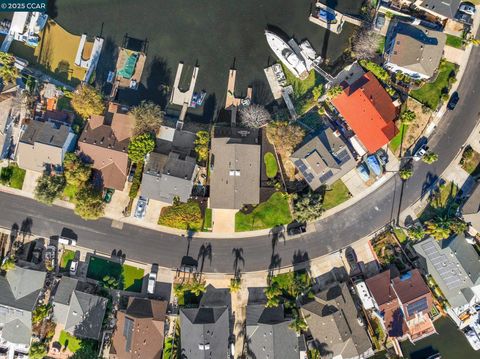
[134, 197, 148, 219]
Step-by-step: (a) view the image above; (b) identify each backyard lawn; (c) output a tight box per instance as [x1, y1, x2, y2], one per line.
[60, 249, 76, 270]
[446, 34, 463, 49]
[235, 192, 292, 231]
[322, 180, 351, 210]
[264, 152, 278, 178]
[86, 256, 144, 292]
[389, 124, 407, 154]
[59, 331, 82, 353]
[410, 61, 457, 109]
[0, 165, 26, 189]
[283, 65, 324, 115]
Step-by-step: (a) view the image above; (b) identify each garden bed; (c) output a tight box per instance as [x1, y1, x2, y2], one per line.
[460, 146, 480, 178]
[60, 249, 75, 270]
[158, 200, 203, 231]
[446, 34, 463, 49]
[86, 256, 144, 292]
[235, 192, 292, 232]
[419, 181, 460, 222]
[371, 231, 410, 270]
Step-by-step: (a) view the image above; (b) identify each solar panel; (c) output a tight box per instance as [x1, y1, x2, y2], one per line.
[421, 241, 463, 290]
[319, 170, 333, 183]
[294, 159, 304, 169]
[406, 297, 428, 316]
[305, 173, 315, 183]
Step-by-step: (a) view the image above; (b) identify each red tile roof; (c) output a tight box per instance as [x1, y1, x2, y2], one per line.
[332, 72, 398, 153]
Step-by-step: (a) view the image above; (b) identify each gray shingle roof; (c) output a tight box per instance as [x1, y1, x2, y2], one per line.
[20, 120, 70, 147]
[414, 235, 480, 308]
[53, 277, 78, 305]
[301, 283, 372, 359]
[2, 318, 31, 345]
[246, 304, 300, 359]
[209, 127, 260, 209]
[179, 285, 230, 359]
[386, 22, 446, 79]
[290, 128, 355, 190]
[419, 0, 460, 18]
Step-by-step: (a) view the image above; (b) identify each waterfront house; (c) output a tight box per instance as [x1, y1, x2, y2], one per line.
[179, 285, 230, 359]
[209, 126, 261, 209]
[414, 235, 480, 327]
[52, 277, 108, 340]
[461, 182, 480, 234]
[140, 126, 198, 204]
[331, 72, 398, 154]
[384, 21, 446, 80]
[0, 266, 46, 358]
[301, 282, 374, 358]
[290, 127, 356, 191]
[110, 297, 167, 359]
[246, 304, 303, 359]
[16, 120, 76, 173]
[365, 269, 436, 342]
[78, 103, 134, 190]
[0, 92, 20, 160]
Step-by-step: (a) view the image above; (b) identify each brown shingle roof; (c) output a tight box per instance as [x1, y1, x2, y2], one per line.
[365, 269, 396, 306]
[391, 269, 430, 304]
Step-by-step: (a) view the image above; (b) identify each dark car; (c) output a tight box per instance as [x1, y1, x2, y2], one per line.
[345, 247, 359, 273]
[287, 222, 307, 236]
[447, 92, 459, 110]
[128, 163, 137, 182]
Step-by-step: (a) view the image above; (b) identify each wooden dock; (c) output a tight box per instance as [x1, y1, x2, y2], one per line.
[309, 2, 364, 34]
[225, 69, 252, 109]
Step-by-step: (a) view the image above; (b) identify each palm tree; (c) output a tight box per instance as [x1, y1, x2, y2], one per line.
[0, 256, 15, 271]
[425, 217, 451, 240]
[173, 283, 185, 298]
[229, 277, 242, 293]
[422, 151, 438, 164]
[399, 167, 413, 180]
[189, 279, 206, 297]
[288, 311, 309, 334]
[400, 109, 416, 124]
[266, 295, 281, 308]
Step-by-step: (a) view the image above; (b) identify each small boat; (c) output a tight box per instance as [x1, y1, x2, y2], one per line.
[265, 30, 308, 79]
[356, 163, 370, 182]
[464, 327, 480, 351]
[317, 8, 336, 22]
[366, 155, 382, 177]
[190, 92, 199, 108]
[196, 90, 207, 106]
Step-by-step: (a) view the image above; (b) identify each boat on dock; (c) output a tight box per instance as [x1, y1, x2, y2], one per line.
[265, 30, 308, 80]
[463, 327, 480, 351]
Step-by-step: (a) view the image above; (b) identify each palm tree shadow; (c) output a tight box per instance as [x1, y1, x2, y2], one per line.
[232, 248, 245, 277]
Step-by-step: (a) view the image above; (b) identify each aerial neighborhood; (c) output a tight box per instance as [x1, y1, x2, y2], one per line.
[0, 0, 480, 358]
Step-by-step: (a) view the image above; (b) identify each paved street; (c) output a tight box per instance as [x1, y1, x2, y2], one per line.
[1, 36, 480, 274]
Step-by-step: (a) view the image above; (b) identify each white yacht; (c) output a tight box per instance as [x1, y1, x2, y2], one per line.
[265, 30, 308, 79]
[464, 327, 480, 351]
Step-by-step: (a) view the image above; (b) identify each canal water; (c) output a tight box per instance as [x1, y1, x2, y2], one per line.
[399, 317, 479, 359]
[48, 0, 363, 109]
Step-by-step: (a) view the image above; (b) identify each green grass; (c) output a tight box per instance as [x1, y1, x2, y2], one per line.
[461, 148, 480, 177]
[393, 227, 408, 243]
[203, 208, 212, 231]
[59, 331, 82, 353]
[158, 200, 203, 231]
[163, 337, 174, 359]
[270, 270, 311, 301]
[389, 124, 408, 153]
[377, 36, 385, 54]
[235, 192, 292, 231]
[57, 96, 73, 111]
[60, 249, 75, 269]
[63, 183, 78, 201]
[86, 256, 144, 292]
[410, 61, 457, 109]
[446, 34, 463, 49]
[264, 152, 278, 178]
[420, 181, 460, 222]
[0, 165, 26, 189]
[322, 180, 351, 210]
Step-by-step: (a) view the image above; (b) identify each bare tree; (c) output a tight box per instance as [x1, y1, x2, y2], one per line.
[239, 104, 271, 128]
[352, 26, 382, 60]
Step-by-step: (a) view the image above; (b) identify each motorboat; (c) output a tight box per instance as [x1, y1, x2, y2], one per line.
[366, 155, 382, 177]
[197, 90, 207, 106]
[356, 163, 370, 182]
[265, 30, 308, 79]
[464, 327, 480, 351]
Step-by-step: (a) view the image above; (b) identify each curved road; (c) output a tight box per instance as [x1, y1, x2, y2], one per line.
[1, 47, 480, 274]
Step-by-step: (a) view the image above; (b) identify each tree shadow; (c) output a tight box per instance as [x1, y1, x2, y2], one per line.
[420, 171, 440, 200]
[95, 36, 118, 94]
[9, 223, 18, 252]
[232, 248, 245, 278]
[141, 56, 172, 109]
[250, 79, 272, 105]
[20, 217, 33, 243]
[197, 242, 212, 274]
[292, 250, 310, 273]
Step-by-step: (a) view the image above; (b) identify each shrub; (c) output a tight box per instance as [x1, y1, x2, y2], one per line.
[128, 162, 144, 199]
[158, 198, 203, 231]
[359, 59, 390, 83]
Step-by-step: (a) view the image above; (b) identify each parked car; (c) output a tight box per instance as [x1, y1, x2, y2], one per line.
[459, 2, 476, 15]
[413, 144, 427, 161]
[447, 91, 460, 110]
[128, 163, 137, 182]
[59, 228, 78, 246]
[375, 14, 385, 29]
[345, 247, 359, 273]
[69, 259, 78, 276]
[287, 222, 307, 236]
[103, 188, 115, 203]
[147, 265, 158, 294]
[134, 196, 148, 219]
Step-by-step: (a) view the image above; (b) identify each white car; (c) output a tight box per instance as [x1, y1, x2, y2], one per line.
[69, 260, 78, 276]
[147, 271, 157, 294]
[413, 145, 427, 161]
[459, 3, 476, 16]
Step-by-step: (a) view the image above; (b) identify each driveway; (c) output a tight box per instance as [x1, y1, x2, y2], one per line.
[21, 169, 42, 194]
[212, 209, 237, 233]
[104, 188, 130, 219]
